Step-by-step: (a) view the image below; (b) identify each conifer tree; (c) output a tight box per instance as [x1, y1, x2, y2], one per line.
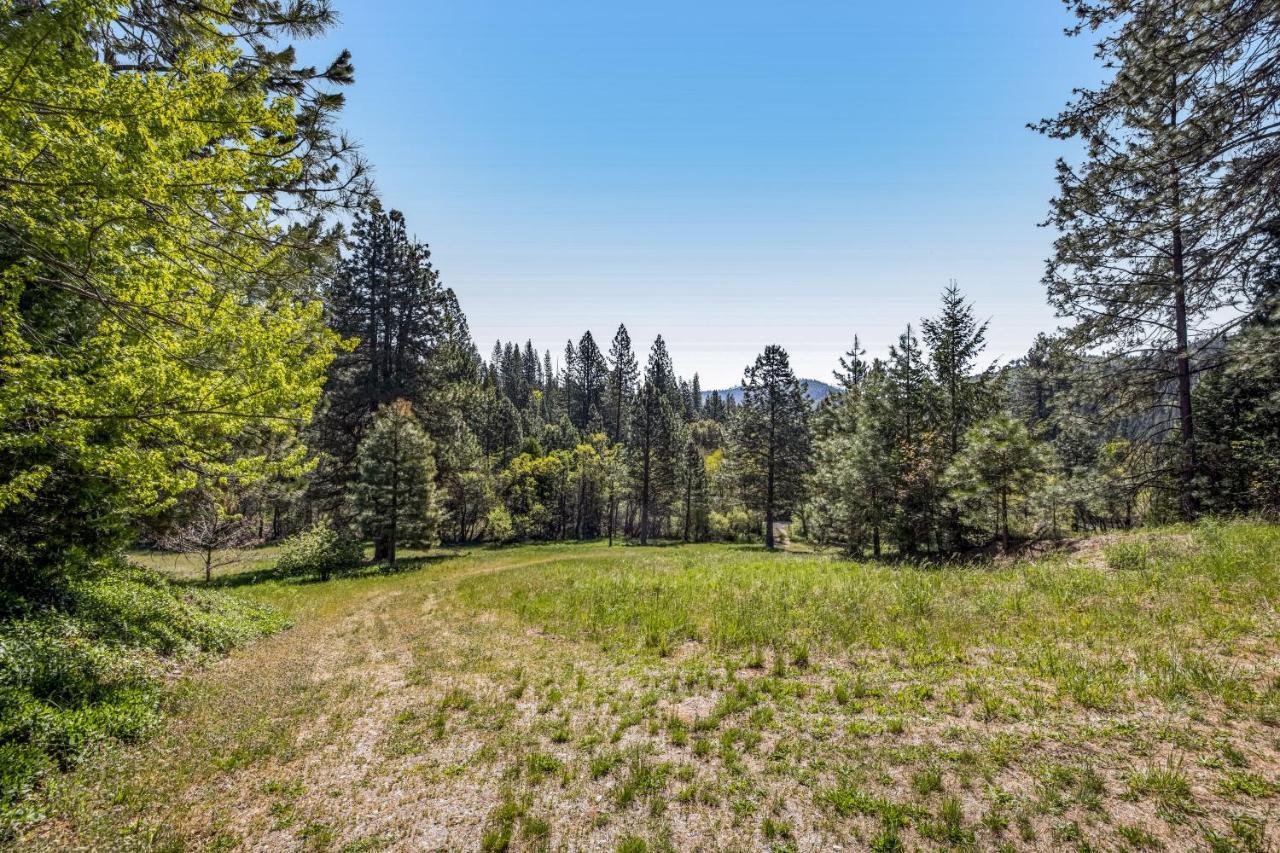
[679, 438, 709, 542]
[922, 282, 991, 456]
[1037, 0, 1280, 518]
[570, 331, 608, 429]
[833, 336, 869, 394]
[705, 389, 726, 422]
[734, 346, 812, 549]
[943, 414, 1049, 551]
[355, 400, 440, 565]
[630, 338, 681, 543]
[311, 203, 451, 507]
[606, 324, 639, 443]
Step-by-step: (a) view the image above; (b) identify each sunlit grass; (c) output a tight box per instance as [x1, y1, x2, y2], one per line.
[458, 520, 1280, 711]
[20, 522, 1280, 851]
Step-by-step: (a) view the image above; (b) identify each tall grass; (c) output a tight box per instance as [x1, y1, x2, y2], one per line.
[459, 521, 1280, 709]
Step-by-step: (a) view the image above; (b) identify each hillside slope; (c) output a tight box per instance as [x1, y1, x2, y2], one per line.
[704, 378, 835, 406]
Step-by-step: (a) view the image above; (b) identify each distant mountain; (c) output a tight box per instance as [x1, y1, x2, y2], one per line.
[703, 379, 835, 407]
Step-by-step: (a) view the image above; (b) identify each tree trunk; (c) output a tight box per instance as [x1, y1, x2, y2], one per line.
[1172, 229, 1197, 520]
[1000, 488, 1009, 552]
[608, 495, 616, 546]
[872, 525, 880, 559]
[1169, 78, 1197, 521]
[639, 442, 651, 545]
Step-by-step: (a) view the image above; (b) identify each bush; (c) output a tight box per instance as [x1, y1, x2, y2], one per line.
[485, 506, 515, 543]
[0, 557, 285, 833]
[274, 522, 362, 581]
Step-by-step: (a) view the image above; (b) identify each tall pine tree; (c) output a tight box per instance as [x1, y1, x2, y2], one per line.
[1037, 0, 1280, 518]
[734, 346, 812, 550]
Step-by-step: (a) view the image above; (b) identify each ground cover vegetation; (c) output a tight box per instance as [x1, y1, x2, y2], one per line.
[12, 522, 1280, 850]
[1, 0, 1279, 844]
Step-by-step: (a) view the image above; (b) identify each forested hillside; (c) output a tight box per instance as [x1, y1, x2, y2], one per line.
[705, 380, 835, 407]
[1, 0, 1279, 843]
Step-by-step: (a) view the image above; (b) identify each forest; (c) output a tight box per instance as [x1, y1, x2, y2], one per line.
[1, 0, 1279, 849]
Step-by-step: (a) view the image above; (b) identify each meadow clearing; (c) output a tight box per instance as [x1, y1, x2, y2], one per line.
[17, 521, 1280, 852]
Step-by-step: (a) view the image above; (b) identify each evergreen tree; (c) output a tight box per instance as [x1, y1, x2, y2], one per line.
[943, 414, 1050, 551]
[355, 400, 440, 565]
[630, 338, 681, 544]
[1194, 232, 1280, 515]
[922, 282, 992, 549]
[311, 203, 450, 508]
[922, 281, 991, 456]
[1036, 0, 1280, 518]
[705, 389, 726, 422]
[734, 346, 812, 550]
[570, 331, 608, 429]
[678, 437, 709, 542]
[833, 335, 869, 394]
[606, 324, 639, 443]
[884, 325, 944, 552]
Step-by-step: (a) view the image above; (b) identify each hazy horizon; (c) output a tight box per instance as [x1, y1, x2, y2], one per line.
[306, 1, 1101, 386]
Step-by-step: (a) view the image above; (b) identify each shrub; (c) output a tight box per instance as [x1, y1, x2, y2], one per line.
[0, 557, 285, 833]
[485, 506, 515, 543]
[274, 522, 362, 581]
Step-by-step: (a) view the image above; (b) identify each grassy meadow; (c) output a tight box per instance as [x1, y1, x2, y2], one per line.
[16, 522, 1280, 851]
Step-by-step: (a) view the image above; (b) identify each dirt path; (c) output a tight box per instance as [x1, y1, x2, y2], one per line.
[22, 540, 1280, 852]
[23, 548, 639, 852]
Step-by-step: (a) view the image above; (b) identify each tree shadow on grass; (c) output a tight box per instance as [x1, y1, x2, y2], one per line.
[173, 550, 467, 589]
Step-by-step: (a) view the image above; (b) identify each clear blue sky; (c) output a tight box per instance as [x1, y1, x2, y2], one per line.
[308, 1, 1100, 388]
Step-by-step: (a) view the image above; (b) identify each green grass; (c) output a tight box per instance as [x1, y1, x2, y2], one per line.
[457, 521, 1280, 712]
[11, 522, 1280, 851]
[0, 558, 286, 834]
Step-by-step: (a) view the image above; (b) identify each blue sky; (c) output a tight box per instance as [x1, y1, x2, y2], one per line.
[308, 1, 1100, 387]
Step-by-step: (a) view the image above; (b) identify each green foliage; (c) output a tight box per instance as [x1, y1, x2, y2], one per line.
[734, 345, 812, 548]
[485, 506, 516, 543]
[0, 558, 284, 831]
[355, 401, 441, 562]
[274, 523, 362, 581]
[1104, 541, 1150, 572]
[944, 414, 1051, 548]
[0, 0, 352, 589]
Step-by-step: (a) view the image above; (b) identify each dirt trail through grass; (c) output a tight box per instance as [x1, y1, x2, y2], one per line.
[17, 529, 1280, 852]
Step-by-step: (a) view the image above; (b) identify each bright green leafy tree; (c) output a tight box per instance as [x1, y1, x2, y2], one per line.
[0, 0, 362, 590]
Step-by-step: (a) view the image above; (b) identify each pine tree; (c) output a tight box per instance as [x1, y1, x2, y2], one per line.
[884, 325, 944, 552]
[886, 324, 932, 441]
[311, 202, 451, 508]
[562, 340, 578, 424]
[570, 331, 608, 429]
[678, 437, 709, 542]
[1036, 0, 1280, 519]
[705, 389, 726, 422]
[833, 335, 869, 394]
[943, 414, 1050, 551]
[355, 400, 441, 564]
[922, 281, 991, 456]
[630, 338, 681, 544]
[734, 346, 812, 550]
[606, 324, 639, 443]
